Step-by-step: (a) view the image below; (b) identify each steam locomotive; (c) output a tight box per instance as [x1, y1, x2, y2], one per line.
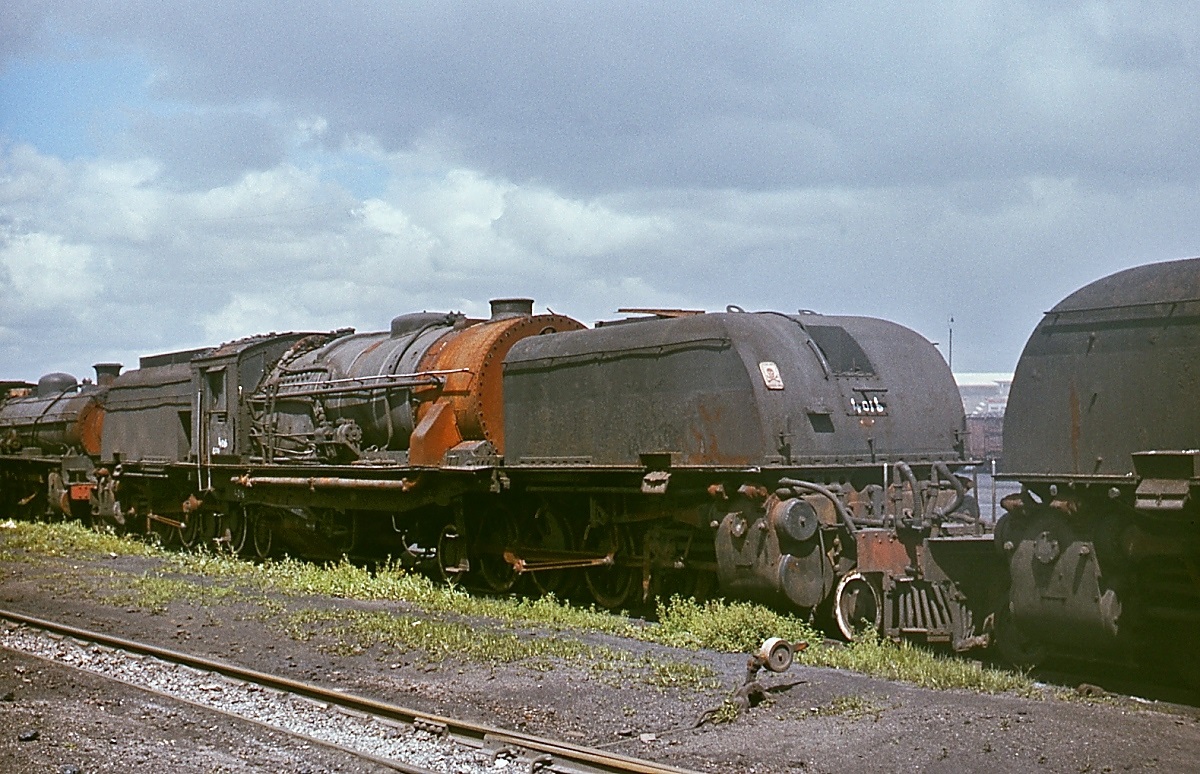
[0, 298, 989, 648]
[997, 256, 1200, 672]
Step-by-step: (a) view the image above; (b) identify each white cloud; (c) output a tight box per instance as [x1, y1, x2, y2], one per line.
[496, 187, 672, 260]
[0, 231, 97, 305]
[5, 2, 1200, 378]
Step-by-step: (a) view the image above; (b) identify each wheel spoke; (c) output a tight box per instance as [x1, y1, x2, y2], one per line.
[251, 514, 274, 559]
[221, 506, 249, 555]
[474, 517, 518, 593]
[526, 505, 577, 597]
[583, 524, 636, 610]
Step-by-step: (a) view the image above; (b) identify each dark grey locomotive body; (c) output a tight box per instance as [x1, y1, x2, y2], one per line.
[502, 309, 984, 642]
[999, 257, 1200, 671]
[0, 372, 107, 457]
[504, 310, 964, 469]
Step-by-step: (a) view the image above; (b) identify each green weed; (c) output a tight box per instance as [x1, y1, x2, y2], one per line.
[800, 629, 1036, 695]
[0, 519, 161, 560]
[1, 520, 1035, 696]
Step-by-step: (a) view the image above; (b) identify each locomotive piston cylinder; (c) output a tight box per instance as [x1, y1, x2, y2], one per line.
[714, 495, 834, 610]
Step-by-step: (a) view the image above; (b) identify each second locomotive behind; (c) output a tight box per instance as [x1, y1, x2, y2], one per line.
[2, 299, 984, 645]
[998, 257, 1200, 673]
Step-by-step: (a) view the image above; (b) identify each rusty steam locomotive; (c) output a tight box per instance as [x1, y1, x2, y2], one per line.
[996, 256, 1200, 672]
[1, 298, 993, 649]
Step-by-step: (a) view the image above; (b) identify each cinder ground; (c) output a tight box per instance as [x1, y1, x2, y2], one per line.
[1, 545, 1198, 774]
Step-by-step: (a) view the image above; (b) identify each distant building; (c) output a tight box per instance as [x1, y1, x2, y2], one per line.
[954, 373, 1012, 462]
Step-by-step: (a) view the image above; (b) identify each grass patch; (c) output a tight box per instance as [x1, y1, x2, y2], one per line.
[0, 519, 162, 560]
[650, 595, 821, 653]
[107, 575, 243, 614]
[706, 698, 744, 724]
[801, 629, 1036, 695]
[274, 606, 719, 689]
[278, 607, 594, 666]
[1, 520, 1035, 696]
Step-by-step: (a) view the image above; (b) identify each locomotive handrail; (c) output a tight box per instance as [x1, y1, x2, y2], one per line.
[506, 336, 732, 368]
[253, 369, 469, 401]
[231, 474, 420, 492]
[274, 369, 466, 385]
[1045, 296, 1200, 317]
[28, 387, 77, 435]
[265, 367, 465, 393]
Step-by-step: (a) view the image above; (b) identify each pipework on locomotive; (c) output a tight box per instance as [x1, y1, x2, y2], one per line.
[2, 296, 990, 652]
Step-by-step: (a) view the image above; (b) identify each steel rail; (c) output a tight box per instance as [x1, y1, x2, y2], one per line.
[0, 608, 699, 774]
[1, 634, 440, 774]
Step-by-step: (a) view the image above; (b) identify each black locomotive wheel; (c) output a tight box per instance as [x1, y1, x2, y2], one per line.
[251, 515, 274, 559]
[436, 524, 467, 585]
[526, 505, 577, 597]
[221, 506, 249, 555]
[654, 569, 715, 603]
[176, 512, 200, 548]
[583, 523, 637, 610]
[148, 515, 180, 547]
[474, 518, 519, 594]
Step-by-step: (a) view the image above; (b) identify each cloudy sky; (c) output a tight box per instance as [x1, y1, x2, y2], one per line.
[2, 2, 1198, 380]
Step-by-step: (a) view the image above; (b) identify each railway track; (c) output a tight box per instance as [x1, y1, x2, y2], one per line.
[0, 608, 702, 774]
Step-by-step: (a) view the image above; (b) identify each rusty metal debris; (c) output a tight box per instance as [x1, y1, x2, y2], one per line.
[694, 638, 809, 727]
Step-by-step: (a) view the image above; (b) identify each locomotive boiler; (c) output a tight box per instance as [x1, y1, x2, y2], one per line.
[999, 256, 1200, 671]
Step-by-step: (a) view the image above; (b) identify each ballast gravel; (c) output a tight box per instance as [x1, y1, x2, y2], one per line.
[0, 624, 506, 768]
[1, 625, 499, 773]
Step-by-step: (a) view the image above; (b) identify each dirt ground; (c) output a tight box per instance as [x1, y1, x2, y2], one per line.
[2, 546, 1198, 774]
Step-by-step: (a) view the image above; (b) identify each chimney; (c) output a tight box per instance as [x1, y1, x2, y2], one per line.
[93, 363, 123, 387]
[489, 298, 534, 320]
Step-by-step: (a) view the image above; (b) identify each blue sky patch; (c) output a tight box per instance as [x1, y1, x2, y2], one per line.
[0, 52, 151, 158]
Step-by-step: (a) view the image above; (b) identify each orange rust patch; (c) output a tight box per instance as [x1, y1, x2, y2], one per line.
[78, 400, 104, 457]
[413, 313, 584, 462]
